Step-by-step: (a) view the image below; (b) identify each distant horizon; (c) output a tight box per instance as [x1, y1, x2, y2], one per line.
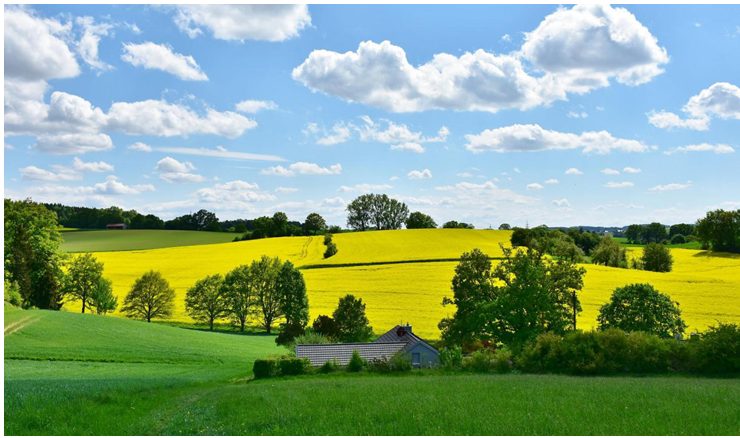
[5, 4, 739, 229]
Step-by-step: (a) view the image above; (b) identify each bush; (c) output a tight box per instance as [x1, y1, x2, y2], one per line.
[276, 323, 306, 346]
[367, 352, 412, 373]
[323, 233, 333, 245]
[440, 346, 463, 370]
[347, 350, 364, 372]
[253, 359, 277, 379]
[278, 357, 310, 376]
[692, 323, 740, 375]
[4, 279, 23, 307]
[591, 236, 627, 268]
[319, 359, 339, 374]
[291, 331, 330, 352]
[463, 348, 513, 373]
[670, 234, 686, 244]
[642, 243, 673, 272]
[312, 315, 339, 340]
[324, 241, 338, 258]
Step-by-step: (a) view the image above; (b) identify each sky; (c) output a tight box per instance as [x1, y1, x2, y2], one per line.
[4, 4, 740, 228]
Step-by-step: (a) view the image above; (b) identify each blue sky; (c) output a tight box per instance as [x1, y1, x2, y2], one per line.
[4, 4, 739, 227]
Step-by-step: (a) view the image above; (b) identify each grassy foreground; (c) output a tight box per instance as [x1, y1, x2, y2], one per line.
[61, 229, 240, 252]
[5, 307, 740, 435]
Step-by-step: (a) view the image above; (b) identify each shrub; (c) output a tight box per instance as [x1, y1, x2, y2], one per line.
[598, 283, 686, 338]
[440, 346, 463, 370]
[516, 332, 565, 373]
[642, 243, 673, 272]
[312, 315, 339, 340]
[253, 359, 277, 379]
[347, 350, 364, 372]
[692, 323, 740, 375]
[388, 352, 412, 372]
[278, 357, 310, 376]
[319, 360, 339, 374]
[670, 234, 686, 244]
[4, 279, 23, 307]
[591, 236, 627, 268]
[324, 242, 338, 258]
[463, 348, 513, 373]
[291, 331, 330, 352]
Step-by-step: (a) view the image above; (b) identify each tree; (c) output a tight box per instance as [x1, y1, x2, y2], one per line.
[332, 294, 373, 342]
[669, 223, 695, 238]
[121, 271, 175, 322]
[63, 253, 104, 313]
[271, 212, 289, 237]
[346, 194, 409, 231]
[597, 283, 686, 338]
[346, 195, 373, 231]
[696, 209, 740, 253]
[642, 243, 673, 272]
[498, 223, 511, 230]
[643, 222, 668, 243]
[624, 224, 644, 244]
[406, 211, 437, 229]
[221, 265, 254, 332]
[275, 261, 309, 345]
[590, 236, 627, 268]
[251, 255, 283, 333]
[89, 277, 117, 315]
[4, 199, 65, 309]
[303, 213, 327, 235]
[312, 315, 339, 340]
[442, 220, 474, 229]
[186, 274, 227, 330]
[439, 247, 584, 349]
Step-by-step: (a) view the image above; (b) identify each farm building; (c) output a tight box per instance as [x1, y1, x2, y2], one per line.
[296, 324, 439, 368]
[106, 223, 127, 230]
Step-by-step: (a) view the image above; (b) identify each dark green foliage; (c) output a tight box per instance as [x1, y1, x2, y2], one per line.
[4, 199, 65, 309]
[643, 222, 669, 243]
[440, 247, 584, 350]
[63, 253, 104, 313]
[463, 348, 513, 373]
[439, 346, 463, 370]
[275, 261, 309, 344]
[185, 274, 227, 330]
[367, 352, 412, 373]
[251, 256, 282, 333]
[346, 193, 409, 231]
[597, 283, 685, 338]
[278, 357, 310, 376]
[89, 277, 117, 315]
[670, 234, 686, 244]
[624, 224, 643, 244]
[312, 315, 339, 340]
[333, 294, 373, 342]
[276, 324, 306, 346]
[291, 331, 330, 351]
[442, 220, 475, 229]
[303, 213, 327, 235]
[43, 203, 164, 229]
[641, 243, 673, 272]
[347, 350, 364, 372]
[323, 234, 338, 258]
[696, 209, 740, 253]
[253, 359, 278, 379]
[498, 223, 511, 230]
[590, 236, 627, 268]
[669, 223, 695, 238]
[165, 209, 220, 231]
[692, 323, 739, 374]
[319, 359, 339, 373]
[220, 265, 254, 332]
[121, 271, 175, 322]
[4, 278, 23, 307]
[406, 211, 437, 229]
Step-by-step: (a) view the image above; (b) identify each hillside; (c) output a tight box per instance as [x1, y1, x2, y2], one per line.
[61, 229, 241, 252]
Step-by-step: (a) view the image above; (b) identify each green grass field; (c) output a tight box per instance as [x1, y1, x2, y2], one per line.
[613, 236, 703, 250]
[5, 306, 739, 435]
[60, 229, 241, 252]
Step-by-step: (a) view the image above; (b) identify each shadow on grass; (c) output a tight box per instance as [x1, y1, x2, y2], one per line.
[691, 250, 740, 259]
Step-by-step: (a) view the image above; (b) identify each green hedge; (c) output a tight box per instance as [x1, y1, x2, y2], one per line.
[253, 356, 310, 379]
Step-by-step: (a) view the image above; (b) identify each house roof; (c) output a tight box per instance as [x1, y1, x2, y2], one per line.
[374, 325, 439, 353]
[296, 342, 407, 367]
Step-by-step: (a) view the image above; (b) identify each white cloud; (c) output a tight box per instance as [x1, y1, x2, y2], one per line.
[128, 142, 152, 152]
[316, 123, 352, 146]
[122, 42, 208, 81]
[567, 111, 588, 119]
[34, 133, 113, 154]
[527, 183, 544, 190]
[72, 157, 114, 172]
[235, 100, 278, 114]
[465, 124, 649, 154]
[75, 16, 114, 72]
[262, 162, 342, 177]
[648, 82, 740, 130]
[605, 181, 634, 189]
[649, 182, 692, 192]
[565, 167, 583, 175]
[544, 178, 559, 185]
[435, 180, 535, 205]
[20, 165, 79, 182]
[195, 180, 275, 209]
[93, 176, 155, 195]
[665, 143, 735, 155]
[553, 198, 571, 207]
[623, 166, 642, 174]
[408, 169, 432, 180]
[174, 5, 311, 42]
[275, 187, 298, 193]
[293, 5, 667, 113]
[156, 146, 283, 162]
[338, 183, 393, 193]
[155, 156, 204, 183]
[601, 168, 620, 175]
[390, 142, 425, 153]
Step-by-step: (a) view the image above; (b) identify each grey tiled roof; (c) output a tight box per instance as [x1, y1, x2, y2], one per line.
[375, 325, 438, 353]
[296, 342, 406, 367]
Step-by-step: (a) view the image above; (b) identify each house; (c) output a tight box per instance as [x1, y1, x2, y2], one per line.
[106, 223, 126, 230]
[296, 324, 439, 368]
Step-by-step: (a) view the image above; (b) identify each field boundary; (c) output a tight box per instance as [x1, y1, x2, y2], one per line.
[4, 315, 40, 336]
[299, 257, 505, 270]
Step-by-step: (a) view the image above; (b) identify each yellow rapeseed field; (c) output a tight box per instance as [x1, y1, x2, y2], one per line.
[73, 230, 740, 339]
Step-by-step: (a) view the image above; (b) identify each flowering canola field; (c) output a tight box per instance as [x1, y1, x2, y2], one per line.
[75, 230, 740, 339]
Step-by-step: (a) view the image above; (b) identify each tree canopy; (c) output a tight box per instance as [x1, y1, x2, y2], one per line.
[121, 271, 175, 322]
[64, 253, 105, 313]
[332, 294, 373, 342]
[406, 211, 437, 229]
[696, 209, 740, 253]
[185, 274, 227, 330]
[597, 283, 686, 338]
[346, 194, 409, 231]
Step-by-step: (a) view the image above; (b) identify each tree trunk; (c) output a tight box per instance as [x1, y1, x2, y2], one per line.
[81, 294, 86, 314]
[240, 319, 245, 332]
[209, 318, 214, 331]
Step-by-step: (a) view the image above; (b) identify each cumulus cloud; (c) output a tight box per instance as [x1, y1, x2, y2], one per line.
[649, 182, 692, 192]
[435, 180, 535, 205]
[316, 123, 352, 146]
[195, 180, 275, 209]
[339, 183, 393, 193]
[552, 198, 571, 207]
[275, 187, 298, 193]
[235, 100, 278, 114]
[293, 5, 667, 113]
[527, 183, 544, 190]
[408, 169, 432, 180]
[174, 5, 311, 42]
[128, 142, 152, 152]
[623, 166, 642, 174]
[565, 167, 583, 175]
[20, 165, 79, 182]
[601, 168, 620, 175]
[605, 181, 634, 189]
[648, 82, 740, 130]
[664, 143, 735, 155]
[155, 156, 204, 183]
[262, 162, 342, 177]
[72, 157, 114, 172]
[544, 178, 559, 185]
[390, 142, 425, 153]
[465, 124, 649, 154]
[75, 16, 114, 72]
[34, 133, 113, 154]
[122, 42, 208, 81]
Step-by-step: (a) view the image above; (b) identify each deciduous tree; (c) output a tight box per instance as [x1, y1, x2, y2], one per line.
[221, 265, 254, 332]
[89, 277, 117, 315]
[251, 256, 283, 333]
[121, 271, 175, 322]
[64, 253, 104, 313]
[333, 294, 373, 342]
[597, 283, 686, 338]
[406, 211, 437, 229]
[186, 274, 227, 330]
[275, 261, 309, 345]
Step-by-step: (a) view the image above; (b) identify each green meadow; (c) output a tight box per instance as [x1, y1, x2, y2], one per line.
[60, 229, 241, 252]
